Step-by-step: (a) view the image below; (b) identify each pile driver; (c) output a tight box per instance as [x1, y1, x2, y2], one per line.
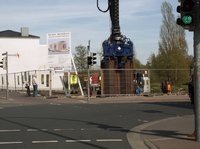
[97, 0, 135, 95]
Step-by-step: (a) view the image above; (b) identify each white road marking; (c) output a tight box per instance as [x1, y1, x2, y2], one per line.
[138, 119, 149, 123]
[0, 129, 21, 132]
[32, 140, 58, 144]
[27, 129, 38, 132]
[27, 129, 48, 132]
[0, 141, 23, 145]
[0, 128, 124, 144]
[54, 128, 75, 131]
[96, 139, 123, 142]
[65, 140, 91, 143]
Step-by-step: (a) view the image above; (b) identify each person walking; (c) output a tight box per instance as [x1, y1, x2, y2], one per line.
[32, 75, 38, 97]
[166, 81, 172, 95]
[188, 76, 195, 137]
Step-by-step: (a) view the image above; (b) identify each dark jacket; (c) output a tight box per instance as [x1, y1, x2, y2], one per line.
[188, 81, 194, 105]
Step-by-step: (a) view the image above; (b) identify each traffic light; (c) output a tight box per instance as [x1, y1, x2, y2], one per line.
[0, 57, 7, 70]
[0, 60, 3, 68]
[87, 53, 97, 66]
[176, 0, 195, 31]
[87, 56, 92, 66]
[91, 53, 97, 65]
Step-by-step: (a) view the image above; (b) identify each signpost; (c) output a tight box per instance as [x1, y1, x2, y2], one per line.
[177, 0, 200, 141]
[87, 40, 91, 101]
[194, 0, 200, 141]
[0, 52, 20, 100]
[1, 52, 8, 100]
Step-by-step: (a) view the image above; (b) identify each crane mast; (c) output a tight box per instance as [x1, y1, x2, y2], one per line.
[109, 0, 121, 41]
[97, 0, 135, 95]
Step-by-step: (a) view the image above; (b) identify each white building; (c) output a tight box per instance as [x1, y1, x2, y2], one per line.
[0, 28, 64, 91]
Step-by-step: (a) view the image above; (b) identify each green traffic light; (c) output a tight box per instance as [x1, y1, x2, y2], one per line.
[182, 15, 193, 25]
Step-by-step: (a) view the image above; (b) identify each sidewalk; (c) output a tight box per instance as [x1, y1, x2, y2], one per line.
[128, 115, 200, 149]
[0, 91, 86, 107]
[0, 90, 191, 106]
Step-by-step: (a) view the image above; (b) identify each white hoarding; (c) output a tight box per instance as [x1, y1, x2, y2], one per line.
[47, 32, 71, 71]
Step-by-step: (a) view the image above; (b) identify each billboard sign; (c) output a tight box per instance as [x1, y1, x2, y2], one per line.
[47, 32, 71, 71]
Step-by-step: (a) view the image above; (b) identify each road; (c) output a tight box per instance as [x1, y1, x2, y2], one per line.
[0, 97, 193, 149]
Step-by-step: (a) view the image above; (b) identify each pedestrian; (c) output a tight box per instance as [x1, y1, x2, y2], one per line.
[32, 75, 38, 97]
[166, 81, 172, 95]
[161, 81, 166, 94]
[133, 80, 137, 94]
[25, 82, 31, 96]
[90, 86, 92, 97]
[188, 76, 195, 137]
[136, 84, 142, 95]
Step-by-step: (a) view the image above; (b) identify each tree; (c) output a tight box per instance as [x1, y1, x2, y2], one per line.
[73, 45, 88, 71]
[133, 57, 145, 69]
[148, 2, 192, 90]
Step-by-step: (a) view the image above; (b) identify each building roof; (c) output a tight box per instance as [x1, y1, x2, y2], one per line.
[0, 30, 40, 39]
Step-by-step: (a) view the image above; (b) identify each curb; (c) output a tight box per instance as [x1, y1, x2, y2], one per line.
[127, 115, 193, 149]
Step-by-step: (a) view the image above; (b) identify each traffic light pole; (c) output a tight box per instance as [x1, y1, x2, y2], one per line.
[6, 53, 8, 100]
[194, 0, 200, 142]
[2, 52, 9, 100]
[87, 40, 91, 102]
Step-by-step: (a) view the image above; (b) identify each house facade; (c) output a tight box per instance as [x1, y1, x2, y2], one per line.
[0, 28, 64, 91]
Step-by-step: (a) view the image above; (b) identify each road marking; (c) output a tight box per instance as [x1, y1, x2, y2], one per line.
[27, 129, 48, 132]
[0, 129, 21, 132]
[0, 141, 23, 145]
[65, 140, 91, 143]
[138, 119, 149, 123]
[27, 129, 38, 132]
[96, 139, 123, 142]
[32, 140, 58, 144]
[54, 128, 75, 131]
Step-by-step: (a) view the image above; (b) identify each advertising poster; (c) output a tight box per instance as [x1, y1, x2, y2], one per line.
[47, 32, 71, 71]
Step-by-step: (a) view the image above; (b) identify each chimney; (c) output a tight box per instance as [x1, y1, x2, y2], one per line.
[21, 27, 29, 37]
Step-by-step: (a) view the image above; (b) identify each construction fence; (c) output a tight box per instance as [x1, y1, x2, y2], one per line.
[0, 70, 63, 92]
[0, 69, 191, 97]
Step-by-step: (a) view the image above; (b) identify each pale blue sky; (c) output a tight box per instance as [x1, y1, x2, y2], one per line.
[0, 0, 193, 64]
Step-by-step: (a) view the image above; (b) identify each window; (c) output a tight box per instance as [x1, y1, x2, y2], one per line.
[46, 74, 49, 87]
[41, 74, 44, 84]
[24, 72, 27, 81]
[17, 76, 20, 85]
[28, 75, 31, 84]
[63, 44, 66, 49]
[1, 76, 4, 85]
[21, 75, 24, 84]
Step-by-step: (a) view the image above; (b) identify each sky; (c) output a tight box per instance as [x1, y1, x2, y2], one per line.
[0, 0, 193, 64]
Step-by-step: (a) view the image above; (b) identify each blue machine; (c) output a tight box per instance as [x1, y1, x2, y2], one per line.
[97, 0, 134, 68]
[97, 0, 135, 95]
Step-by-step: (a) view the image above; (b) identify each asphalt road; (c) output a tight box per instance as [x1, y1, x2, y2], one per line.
[0, 100, 193, 149]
